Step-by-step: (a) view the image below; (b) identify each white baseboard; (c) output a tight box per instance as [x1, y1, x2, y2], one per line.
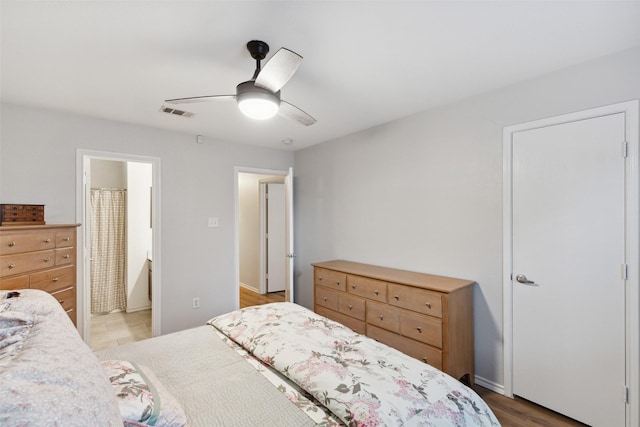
[126, 305, 151, 313]
[239, 282, 261, 293]
[474, 375, 505, 395]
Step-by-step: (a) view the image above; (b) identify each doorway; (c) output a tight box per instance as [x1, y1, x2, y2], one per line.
[235, 167, 294, 309]
[503, 101, 639, 426]
[76, 150, 161, 347]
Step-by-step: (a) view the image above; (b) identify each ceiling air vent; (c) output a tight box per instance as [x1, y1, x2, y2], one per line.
[159, 106, 195, 118]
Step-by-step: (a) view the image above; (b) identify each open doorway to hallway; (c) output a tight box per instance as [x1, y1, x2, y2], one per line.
[238, 172, 287, 308]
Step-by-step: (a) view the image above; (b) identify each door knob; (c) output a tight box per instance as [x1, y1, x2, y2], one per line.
[515, 274, 537, 285]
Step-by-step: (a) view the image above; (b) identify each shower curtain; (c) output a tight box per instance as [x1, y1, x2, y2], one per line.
[90, 189, 127, 314]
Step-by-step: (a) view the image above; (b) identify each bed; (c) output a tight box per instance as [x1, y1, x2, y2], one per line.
[1, 289, 500, 426]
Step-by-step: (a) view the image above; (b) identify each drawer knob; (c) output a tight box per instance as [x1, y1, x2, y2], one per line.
[336, 280, 341, 286]
[52, 277, 59, 282]
[8, 263, 15, 269]
[43, 257, 51, 262]
[416, 327, 422, 333]
[348, 304, 353, 310]
[8, 241, 16, 247]
[43, 238, 51, 243]
[63, 254, 70, 259]
[394, 295, 399, 300]
[318, 276, 323, 281]
[425, 302, 432, 309]
[422, 357, 428, 363]
[63, 237, 70, 241]
[58, 299, 65, 304]
[351, 285, 356, 289]
[323, 297, 328, 302]
[374, 290, 379, 295]
[379, 315, 384, 321]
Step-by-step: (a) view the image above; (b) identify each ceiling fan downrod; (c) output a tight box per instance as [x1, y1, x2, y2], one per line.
[247, 40, 270, 79]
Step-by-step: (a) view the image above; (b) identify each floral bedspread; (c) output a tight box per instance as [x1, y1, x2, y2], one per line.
[208, 302, 500, 426]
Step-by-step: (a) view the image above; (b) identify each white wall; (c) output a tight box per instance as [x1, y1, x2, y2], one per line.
[293, 47, 640, 389]
[127, 161, 152, 312]
[90, 159, 126, 189]
[0, 104, 294, 333]
[238, 173, 272, 290]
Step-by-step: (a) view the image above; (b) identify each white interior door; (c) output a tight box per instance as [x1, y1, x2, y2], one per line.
[511, 113, 626, 426]
[285, 167, 294, 303]
[266, 183, 285, 292]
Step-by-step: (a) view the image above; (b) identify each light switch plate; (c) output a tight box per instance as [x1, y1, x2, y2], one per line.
[208, 217, 219, 228]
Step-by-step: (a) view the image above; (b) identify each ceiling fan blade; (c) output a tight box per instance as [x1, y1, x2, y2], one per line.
[254, 48, 302, 93]
[279, 100, 316, 126]
[165, 95, 235, 104]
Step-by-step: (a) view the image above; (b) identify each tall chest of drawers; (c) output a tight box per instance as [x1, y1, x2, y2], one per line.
[0, 224, 80, 325]
[313, 260, 475, 385]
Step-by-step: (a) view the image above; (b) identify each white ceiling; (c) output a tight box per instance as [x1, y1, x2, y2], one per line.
[2, 1, 640, 151]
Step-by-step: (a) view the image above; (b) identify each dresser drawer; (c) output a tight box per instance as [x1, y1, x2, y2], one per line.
[315, 268, 347, 292]
[366, 300, 399, 333]
[56, 231, 75, 248]
[51, 286, 76, 312]
[0, 231, 56, 256]
[400, 310, 442, 348]
[1, 250, 56, 276]
[66, 307, 77, 325]
[315, 286, 339, 311]
[316, 306, 366, 335]
[367, 324, 443, 370]
[55, 247, 75, 265]
[388, 283, 443, 318]
[348, 275, 387, 302]
[30, 265, 75, 292]
[0, 274, 29, 290]
[338, 293, 366, 320]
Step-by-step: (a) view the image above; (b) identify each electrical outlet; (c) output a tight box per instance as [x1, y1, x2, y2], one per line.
[192, 297, 200, 309]
[208, 217, 219, 228]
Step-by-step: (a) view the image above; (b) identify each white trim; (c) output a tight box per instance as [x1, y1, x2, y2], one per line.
[502, 100, 639, 427]
[474, 375, 505, 395]
[76, 149, 162, 343]
[239, 282, 259, 292]
[234, 166, 289, 311]
[258, 182, 267, 294]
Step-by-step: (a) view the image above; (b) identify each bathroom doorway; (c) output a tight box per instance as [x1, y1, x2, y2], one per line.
[76, 150, 160, 348]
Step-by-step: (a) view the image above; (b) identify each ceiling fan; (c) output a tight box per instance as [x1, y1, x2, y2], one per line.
[165, 40, 316, 126]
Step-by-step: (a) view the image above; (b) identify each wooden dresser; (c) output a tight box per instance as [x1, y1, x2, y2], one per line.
[0, 224, 80, 325]
[313, 260, 475, 385]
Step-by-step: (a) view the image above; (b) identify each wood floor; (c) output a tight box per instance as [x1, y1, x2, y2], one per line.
[474, 386, 587, 427]
[239, 285, 285, 308]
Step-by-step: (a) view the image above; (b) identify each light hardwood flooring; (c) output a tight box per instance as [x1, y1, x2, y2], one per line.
[89, 309, 152, 351]
[239, 286, 285, 308]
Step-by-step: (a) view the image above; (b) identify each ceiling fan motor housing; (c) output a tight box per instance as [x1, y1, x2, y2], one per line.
[236, 80, 281, 120]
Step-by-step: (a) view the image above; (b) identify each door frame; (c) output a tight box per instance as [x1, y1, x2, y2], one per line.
[234, 167, 292, 308]
[502, 100, 639, 426]
[75, 149, 162, 342]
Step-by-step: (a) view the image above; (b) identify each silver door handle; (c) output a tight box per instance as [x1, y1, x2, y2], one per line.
[515, 274, 537, 285]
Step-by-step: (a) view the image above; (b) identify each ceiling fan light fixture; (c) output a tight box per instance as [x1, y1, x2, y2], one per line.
[236, 81, 280, 120]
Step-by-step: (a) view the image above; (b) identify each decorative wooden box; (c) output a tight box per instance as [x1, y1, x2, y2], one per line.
[1, 204, 45, 226]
